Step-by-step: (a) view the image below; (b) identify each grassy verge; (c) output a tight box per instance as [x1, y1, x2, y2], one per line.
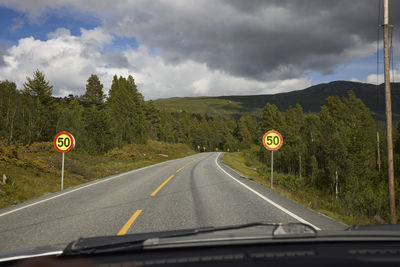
[0, 140, 195, 209]
[222, 150, 382, 226]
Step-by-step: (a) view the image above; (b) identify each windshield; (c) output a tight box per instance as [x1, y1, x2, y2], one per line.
[0, 0, 399, 255]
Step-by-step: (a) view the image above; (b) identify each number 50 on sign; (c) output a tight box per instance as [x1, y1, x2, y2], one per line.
[54, 132, 75, 153]
[263, 130, 283, 151]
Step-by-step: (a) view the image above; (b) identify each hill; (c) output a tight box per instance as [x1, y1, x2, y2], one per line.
[153, 81, 400, 121]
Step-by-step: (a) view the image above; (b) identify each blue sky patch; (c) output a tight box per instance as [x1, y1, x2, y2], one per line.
[307, 50, 398, 85]
[0, 6, 101, 44]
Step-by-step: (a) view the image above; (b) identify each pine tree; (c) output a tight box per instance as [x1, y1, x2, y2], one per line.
[23, 70, 56, 142]
[0, 81, 18, 142]
[81, 74, 105, 106]
[144, 100, 161, 140]
[107, 75, 148, 146]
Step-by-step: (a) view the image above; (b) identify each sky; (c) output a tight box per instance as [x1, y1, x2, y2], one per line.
[0, 0, 399, 99]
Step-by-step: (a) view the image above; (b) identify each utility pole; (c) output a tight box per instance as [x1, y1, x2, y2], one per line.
[383, 0, 396, 224]
[377, 131, 381, 172]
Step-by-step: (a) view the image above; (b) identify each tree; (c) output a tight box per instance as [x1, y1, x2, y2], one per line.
[107, 75, 147, 146]
[81, 74, 105, 106]
[280, 105, 306, 176]
[55, 99, 85, 150]
[259, 103, 283, 137]
[23, 70, 53, 101]
[0, 81, 18, 142]
[236, 116, 253, 149]
[82, 105, 113, 153]
[342, 91, 377, 182]
[144, 100, 161, 140]
[23, 70, 56, 142]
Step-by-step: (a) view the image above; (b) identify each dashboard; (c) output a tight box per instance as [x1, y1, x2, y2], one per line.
[4, 240, 400, 267]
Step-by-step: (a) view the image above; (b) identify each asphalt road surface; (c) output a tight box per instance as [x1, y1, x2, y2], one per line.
[0, 152, 346, 253]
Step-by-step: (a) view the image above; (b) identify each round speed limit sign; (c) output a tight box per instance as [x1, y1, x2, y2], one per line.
[262, 130, 283, 151]
[54, 132, 75, 153]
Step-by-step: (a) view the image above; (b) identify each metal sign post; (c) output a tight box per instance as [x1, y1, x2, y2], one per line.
[271, 151, 274, 189]
[262, 130, 283, 190]
[61, 152, 65, 191]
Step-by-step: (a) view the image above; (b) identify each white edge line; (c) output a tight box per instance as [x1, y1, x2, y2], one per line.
[0, 250, 63, 263]
[215, 153, 321, 231]
[0, 158, 182, 218]
[222, 162, 348, 228]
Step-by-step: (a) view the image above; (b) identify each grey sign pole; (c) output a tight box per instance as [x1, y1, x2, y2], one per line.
[271, 150, 274, 189]
[61, 152, 64, 191]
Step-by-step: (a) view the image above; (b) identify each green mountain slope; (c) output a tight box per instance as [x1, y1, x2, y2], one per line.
[153, 81, 400, 121]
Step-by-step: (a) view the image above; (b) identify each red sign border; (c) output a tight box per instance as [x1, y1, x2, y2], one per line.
[263, 130, 283, 151]
[54, 132, 75, 153]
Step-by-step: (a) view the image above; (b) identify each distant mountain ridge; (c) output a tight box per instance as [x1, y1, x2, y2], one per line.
[153, 81, 400, 121]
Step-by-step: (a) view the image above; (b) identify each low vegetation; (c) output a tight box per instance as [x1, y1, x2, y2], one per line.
[0, 140, 194, 209]
[222, 149, 398, 226]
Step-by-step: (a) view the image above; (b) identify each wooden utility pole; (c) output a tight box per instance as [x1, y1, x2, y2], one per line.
[383, 0, 396, 224]
[377, 132, 381, 172]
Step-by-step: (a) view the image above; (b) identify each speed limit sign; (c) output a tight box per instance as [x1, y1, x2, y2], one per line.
[262, 130, 283, 190]
[54, 132, 75, 153]
[54, 132, 75, 191]
[262, 130, 283, 151]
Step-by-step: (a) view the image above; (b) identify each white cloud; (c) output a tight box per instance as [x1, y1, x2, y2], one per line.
[0, 27, 112, 96]
[366, 71, 400, 85]
[46, 28, 71, 39]
[0, 27, 312, 99]
[105, 45, 314, 99]
[2, 0, 395, 83]
[98, 46, 312, 99]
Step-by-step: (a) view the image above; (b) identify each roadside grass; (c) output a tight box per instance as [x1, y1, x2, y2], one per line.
[222, 150, 381, 226]
[0, 140, 195, 209]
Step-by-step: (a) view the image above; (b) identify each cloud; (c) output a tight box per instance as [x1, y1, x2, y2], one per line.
[2, 0, 399, 80]
[350, 78, 361, 83]
[366, 65, 400, 85]
[0, 27, 312, 99]
[0, 0, 399, 98]
[0, 27, 112, 96]
[9, 17, 24, 32]
[0, 43, 9, 67]
[46, 27, 71, 38]
[99, 0, 398, 81]
[115, 47, 312, 98]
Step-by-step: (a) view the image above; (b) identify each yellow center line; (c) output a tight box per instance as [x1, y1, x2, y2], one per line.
[150, 174, 175, 196]
[117, 209, 142, 236]
[176, 166, 185, 173]
[185, 160, 194, 166]
[150, 160, 197, 197]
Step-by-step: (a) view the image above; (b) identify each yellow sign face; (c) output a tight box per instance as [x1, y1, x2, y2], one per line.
[262, 130, 283, 151]
[54, 132, 75, 153]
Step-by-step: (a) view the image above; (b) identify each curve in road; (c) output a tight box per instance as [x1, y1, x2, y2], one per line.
[0, 152, 346, 253]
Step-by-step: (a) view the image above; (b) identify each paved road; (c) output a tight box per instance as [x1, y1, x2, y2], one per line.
[0, 152, 346, 253]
